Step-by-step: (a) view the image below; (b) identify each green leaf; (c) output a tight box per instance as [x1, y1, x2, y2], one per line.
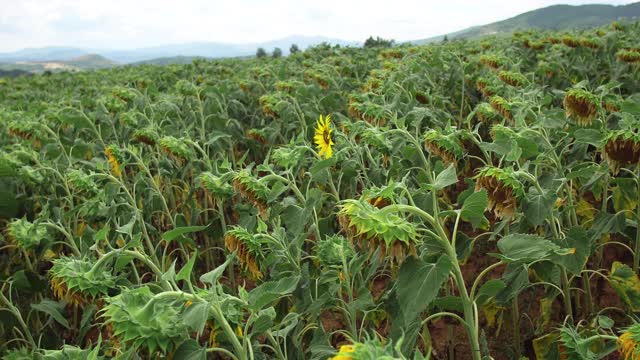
[523, 188, 557, 227]
[496, 263, 529, 304]
[431, 164, 457, 190]
[173, 339, 206, 360]
[182, 301, 209, 336]
[552, 227, 591, 276]
[32, 299, 70, 329]
[162, 225, 208, 242]
[248, 275, 301, 310]
[252, 307, 276, 335]
[397, 255, 453, 323]
[176, 251, 198, 282]
[475, 279, 506, 306]
[573, 128, 604, 147]
[461, 190, 488, 229]
[310, 157, 337, 185]
[200, 256, 233, 285]
[495, 234, 573, 264]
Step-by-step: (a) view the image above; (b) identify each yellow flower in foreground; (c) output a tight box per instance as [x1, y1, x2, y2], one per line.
[329, 344, 355, 360]
[105, 146, 122, 177]
[314, 114, 334, 159]
[619, 329, 640, 360]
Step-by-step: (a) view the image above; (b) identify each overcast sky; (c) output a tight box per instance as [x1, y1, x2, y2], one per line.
[0, 0, 634, 52]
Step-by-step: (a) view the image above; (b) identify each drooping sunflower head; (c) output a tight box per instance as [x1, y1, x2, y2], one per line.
[329, 338, 401, 360]
[498, 70, 528, 88]
[105, 144, 123, 177]
[563, 88, 600, 127]
[49, 256, 116, 306]
[246, 128, 268, 144]
[224, 226, 264, 279]
[474, 166, 524, 219]
[489, 95, 513, 121]
[424, 128, 465, 166]
[132, 128, 158, 146]
[618, 323, 640, 360]
[316, 235, 355, 268]
[603, 130, 640, 174]
[617, 49, 640, 64]
[561, 35, 580, 48]
[159, 136, 194, 163]
[232, 170, 270, 219]
[6, 218, 48, 250]
[338, 199, 418, 265]
[581, 37, 601, 49]
[602, 94, 623, 113]
[314, 114, 334, 160]
[7, 119, 40, 141]
[362, 181, 400, 209]
[360, 126, 392, 155]
[612, 21, 625, 31]
[479, 54, 507, 70]
[198, 172, 234, 201]
[102, 286, 191, 354]
[272, 144, 305, 169]
[67, 169, 99, 195]
[475, 102, 501, 123]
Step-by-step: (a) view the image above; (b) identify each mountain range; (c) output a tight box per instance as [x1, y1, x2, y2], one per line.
[0, 2, 638, 73]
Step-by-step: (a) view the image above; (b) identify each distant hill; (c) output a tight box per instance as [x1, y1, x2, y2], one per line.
[411, 2, 640, 44]
[0, 54, 116, 74]
[0, 35, 359, 67]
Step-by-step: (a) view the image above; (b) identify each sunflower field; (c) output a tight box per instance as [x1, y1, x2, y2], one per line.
[2, 20, 640, 360]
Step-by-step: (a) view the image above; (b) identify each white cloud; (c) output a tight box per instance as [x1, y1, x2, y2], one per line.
[0, 0, 634, 52]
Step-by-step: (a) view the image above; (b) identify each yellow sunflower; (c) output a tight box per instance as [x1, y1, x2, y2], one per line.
[314, 114, 334, 159]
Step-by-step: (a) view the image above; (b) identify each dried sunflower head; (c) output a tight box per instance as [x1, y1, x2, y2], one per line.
[49, 256, 116, 306]
[232, 170, 270, 219]
[7, 119, 41, 141]
[424, 128, 465, 166]
[338, 199, 418, 265]
[474, 166, 524, 219]
[579, 37, 600, 49]
[224, 226, 264, 279]
[603, 130, 640, 174]
[246, 128, 268, 144]
[563, 88, 600, 127]
[561, 35, 580, 48]
[258, 92, 288, 118]
[6, 218, 48, 250]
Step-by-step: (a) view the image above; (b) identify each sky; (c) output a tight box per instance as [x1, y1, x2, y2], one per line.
[0, 0, 635, 52]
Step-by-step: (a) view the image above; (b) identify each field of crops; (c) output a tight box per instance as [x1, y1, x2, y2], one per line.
[1, 20, 640, 360]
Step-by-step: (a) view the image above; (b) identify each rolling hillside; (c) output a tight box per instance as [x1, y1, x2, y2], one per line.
[412, 2, 640, 44]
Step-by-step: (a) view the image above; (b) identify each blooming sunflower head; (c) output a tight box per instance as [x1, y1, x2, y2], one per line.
[224, 226, 264, 279]
[603, 130, 640, 174]
[474, 166, 524, 219]
[424, 128, 465, 166]
[105, 145, 123, 177]
[49, 256, 116, 306]
[314, 114, 334, 160]
[338, 199, 418, 265]
[232, 170, 270, 219]
[6, 218, 48, 250]
[563, 88, 600, 127]
[618, 323, 640, 360]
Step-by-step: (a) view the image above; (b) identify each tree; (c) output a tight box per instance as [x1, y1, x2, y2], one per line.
[290, 44, 300, 54]
[256, 48, 267, 58]
[363, 36, 394, 48]
[443, 35, 449, 43]
[272, 47, 282, 58]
